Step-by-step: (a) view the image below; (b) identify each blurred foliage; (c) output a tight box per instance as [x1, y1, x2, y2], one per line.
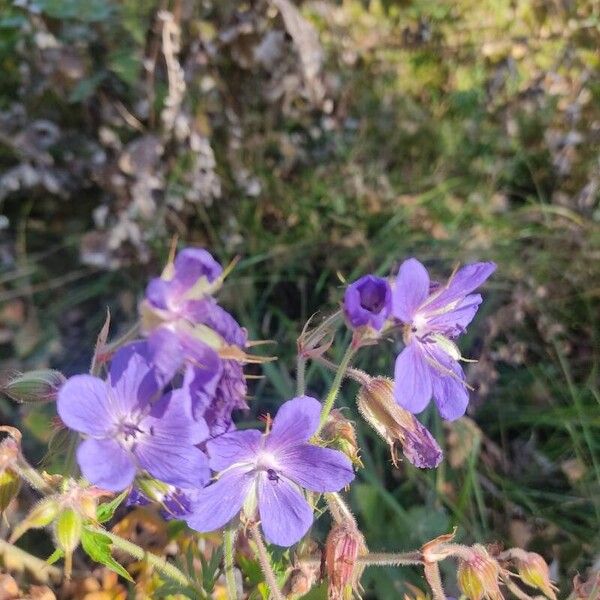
[0, 0, 599, 597]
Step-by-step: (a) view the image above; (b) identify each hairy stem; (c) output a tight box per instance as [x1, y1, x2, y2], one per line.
[249, 523, 284, 600]
[316, 344, 356, 434]
[223, 524, 238, 600]
[300, 551, 423, 569]
[86, 525, 191, 588]
[358, 552, 423, 566]
[296, 355, 306, 396]
[313, 355, 370, 386]
[326, 492, 357, 527]
[424, 561, 446, 600]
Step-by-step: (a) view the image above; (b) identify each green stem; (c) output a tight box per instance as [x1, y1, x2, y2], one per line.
[316, 344, 356, 435]
[86, 525, 192, 589]
[249, 523, 284, 600]
[223, 524, 238, 600]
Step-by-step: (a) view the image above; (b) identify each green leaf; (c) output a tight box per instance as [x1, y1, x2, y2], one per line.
[96, 490, 128, 524]
[80, 528, 133, 582]
[46, 548, 64, 565]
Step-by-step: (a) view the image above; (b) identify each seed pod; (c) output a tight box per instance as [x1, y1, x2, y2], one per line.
[2, 370, 65, 404]
[54, 508, 82, 580]
[9, 497, 60, 543]
[0, 469, 20, 513]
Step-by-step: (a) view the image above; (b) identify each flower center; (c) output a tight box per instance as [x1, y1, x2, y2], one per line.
[114, 417, 147, 449]
[358, 280, 387, 313]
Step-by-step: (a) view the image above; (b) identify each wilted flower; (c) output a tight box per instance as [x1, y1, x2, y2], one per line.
[325, 521, 367, 600]
[343, 274, 392, 331]
[185, 396, 355, 546]
[357, 377, 442, 469]
[392, 258, 495, 420]
[58, 345, 209, 491]
[457, 545, 503, 600]
[512, 551, 557, 600]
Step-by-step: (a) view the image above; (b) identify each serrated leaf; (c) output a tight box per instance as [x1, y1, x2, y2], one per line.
[46, 548, 64, 565]
[96, 490, 128, 524]
[81, 528, 133, 582]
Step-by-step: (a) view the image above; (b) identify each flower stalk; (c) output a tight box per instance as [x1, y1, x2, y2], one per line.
[249, 523, 284, 600]
[223, 524, 238, 600]
[317, 344, 357, 434]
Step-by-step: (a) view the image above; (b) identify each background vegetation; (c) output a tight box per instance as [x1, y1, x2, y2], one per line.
[0, 0, 599, 597]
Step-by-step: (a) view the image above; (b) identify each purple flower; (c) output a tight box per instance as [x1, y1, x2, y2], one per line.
[392, 258, 496, 420]
[57, 345, 210, 492]
[127, 484, 203, 520]
[185, 396, 355, 547]
[145, 248, 222, 318]
[344, 275, 392, 331]
[188, 359, 248, 435]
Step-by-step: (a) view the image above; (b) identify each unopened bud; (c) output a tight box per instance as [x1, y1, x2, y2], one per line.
[2, 370, 65, 404]
[325, 522, 367, 600]
[357, 378, 442, 469]
[0, 469, 20, 513]
[55, 508, 82, 552]
[515, 552, 557, 600]
[321, 410, 362, 467]
[457, 545, 502, 600]
[54, 507, 82, 580]
[10, 497, 59, 543]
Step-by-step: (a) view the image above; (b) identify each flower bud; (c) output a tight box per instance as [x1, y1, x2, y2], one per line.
[357, 377, 442, 469]
[321, 410, 362, 467]
[457, 545, 502, 600]
[55, 507, 82, 552]
[0, 469, 20, 513]
[54, 507, 82, 580]
[9, 497, 60, 543]
[514, 552, 557, 600]
[2, 370, 65, 404]
[325, 522, 367, 600]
